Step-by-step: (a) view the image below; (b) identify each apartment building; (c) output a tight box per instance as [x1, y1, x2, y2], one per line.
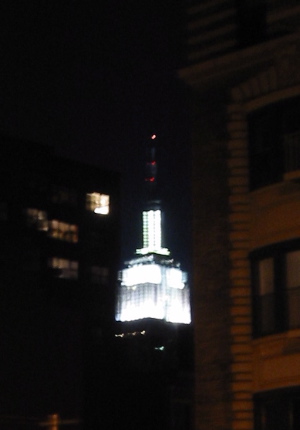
[0, 137, 120, 428]
[180, 1, 300, 429]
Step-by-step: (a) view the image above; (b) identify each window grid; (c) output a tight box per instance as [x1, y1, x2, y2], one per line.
[48, 257, 78, 280]
[48, 220, 78, 243]
[86, 192, 110, 214]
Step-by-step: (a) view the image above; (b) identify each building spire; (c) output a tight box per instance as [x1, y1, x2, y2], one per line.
[116, 133, 191, 324]
[136, 134, 169, 256]
[144, 134, 159, 200]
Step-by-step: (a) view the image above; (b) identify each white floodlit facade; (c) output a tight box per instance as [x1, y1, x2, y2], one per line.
[116, 261, 191, 324]
[116, 206, 191, 324]
[116, 142, 191, 325]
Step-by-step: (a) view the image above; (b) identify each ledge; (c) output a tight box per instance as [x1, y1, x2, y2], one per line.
[284, 170, 300, 182]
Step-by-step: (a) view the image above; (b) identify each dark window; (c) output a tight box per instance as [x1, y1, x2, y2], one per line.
[236, 0, 267, 47]
[51, 185, 78, 206]
[255, 389, 300, 430]
[90, 266, 109, 285]
[252, 240, 300, 337]
[286, 250, 300, 329]
[0, 202, 8, 221]
[248, 96, 300, 190]
[253, 257, 276, 335]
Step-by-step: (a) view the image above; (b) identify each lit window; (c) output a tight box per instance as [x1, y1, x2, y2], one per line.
[25, 208, 48, 231]
[48, 257, 78, 280]
[48, 220, 78, 243]
[86, 192, 110, 215]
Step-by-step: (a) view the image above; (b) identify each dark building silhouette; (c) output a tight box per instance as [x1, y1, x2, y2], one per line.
[0, 137, 120, 429]
[180, 1, 300, 429]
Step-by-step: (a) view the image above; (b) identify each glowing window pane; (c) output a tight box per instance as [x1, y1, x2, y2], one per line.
[86, 192, 110, 215]
[48, 220, 78, 243]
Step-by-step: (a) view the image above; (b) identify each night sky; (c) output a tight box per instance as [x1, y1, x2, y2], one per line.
[1, 1, 192, 269]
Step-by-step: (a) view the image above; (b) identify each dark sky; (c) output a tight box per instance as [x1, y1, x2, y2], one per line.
[1, 1, 192, 269]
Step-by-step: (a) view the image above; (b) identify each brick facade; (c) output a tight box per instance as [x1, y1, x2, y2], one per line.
[181, 13, 300, 428]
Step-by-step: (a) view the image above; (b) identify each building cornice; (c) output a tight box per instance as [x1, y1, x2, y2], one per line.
[179, 32, 300, 89]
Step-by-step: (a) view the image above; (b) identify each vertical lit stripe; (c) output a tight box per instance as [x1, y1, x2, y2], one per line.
[154, 210, 161, 249]
[148, 211, 154, 248]
[143, 212, 149, 247]
[142, 210, 162, 251]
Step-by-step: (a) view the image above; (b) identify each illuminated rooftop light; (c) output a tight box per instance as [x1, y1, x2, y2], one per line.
[136, 209, 170, 256]
[136, 247, 170, 256]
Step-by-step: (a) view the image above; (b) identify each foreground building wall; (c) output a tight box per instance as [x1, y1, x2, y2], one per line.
[181, 1, 300, 429]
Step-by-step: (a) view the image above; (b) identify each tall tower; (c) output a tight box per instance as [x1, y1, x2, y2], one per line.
[116, 135, 191, 325]
[113, 136, 193, 430]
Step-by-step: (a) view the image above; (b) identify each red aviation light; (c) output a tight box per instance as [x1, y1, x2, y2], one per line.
[151, 134, 156, 140]
[145, 177, 155, 182]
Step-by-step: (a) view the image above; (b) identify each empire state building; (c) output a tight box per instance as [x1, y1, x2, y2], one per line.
[116, 135, 191, 325]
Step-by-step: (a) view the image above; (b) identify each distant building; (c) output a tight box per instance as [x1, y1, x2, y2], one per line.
[114, 136, 193, 430]
[180, 1, 300, 429]
[116, 253, 190, 324]
[116, 204, 191, 324]
[116, 135, 191, 325]
[0, 137, 120, 429]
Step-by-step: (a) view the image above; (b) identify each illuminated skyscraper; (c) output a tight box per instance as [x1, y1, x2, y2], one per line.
[116, 135, 191, 325]
[113, 136, 193, 430]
